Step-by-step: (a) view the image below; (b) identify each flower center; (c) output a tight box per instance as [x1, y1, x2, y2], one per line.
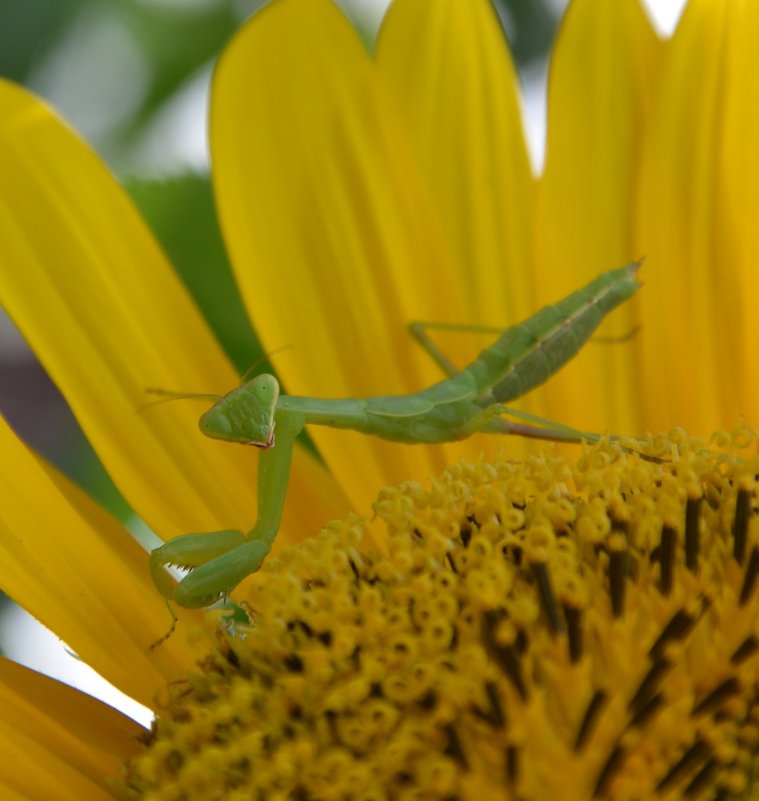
[119, 429, 759, 801]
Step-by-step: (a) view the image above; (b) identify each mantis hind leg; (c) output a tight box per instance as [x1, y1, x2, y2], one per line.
[459, 402, 603, 445]
[467, 404, 660, 460]
[485, 407, 601, 444]
[408, 320, 641, 378]
[408, 320, 506, 377]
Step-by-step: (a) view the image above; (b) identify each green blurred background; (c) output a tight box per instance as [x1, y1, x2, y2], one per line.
[0, 0, 562, 521]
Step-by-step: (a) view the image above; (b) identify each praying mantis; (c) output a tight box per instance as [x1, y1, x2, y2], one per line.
[150, 262, 641, 608]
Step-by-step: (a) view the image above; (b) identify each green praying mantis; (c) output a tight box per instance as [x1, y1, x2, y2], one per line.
[150, 262, 642, 609]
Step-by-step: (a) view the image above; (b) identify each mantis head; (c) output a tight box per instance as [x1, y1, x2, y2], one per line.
[199, 374, 280, 448]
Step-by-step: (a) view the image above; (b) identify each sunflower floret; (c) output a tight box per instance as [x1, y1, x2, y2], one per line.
[119, 428, 759, 801]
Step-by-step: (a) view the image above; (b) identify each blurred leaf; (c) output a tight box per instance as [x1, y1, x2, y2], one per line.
[106, 1, 245, 144]
[0, 0, 252, 162]
[495, 0, 560, 65]
[0, 0, 80, 82]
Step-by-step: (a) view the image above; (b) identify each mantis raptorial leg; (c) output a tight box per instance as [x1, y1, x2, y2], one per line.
[150, 409, 304, 608]
[149, 263, 643, 610]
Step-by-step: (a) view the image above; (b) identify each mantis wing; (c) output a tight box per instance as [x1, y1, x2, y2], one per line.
[365, 394, 434, 417]
[365, 373, 477, 418]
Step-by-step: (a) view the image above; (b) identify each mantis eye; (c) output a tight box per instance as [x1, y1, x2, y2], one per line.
[199, 406, 233, 439]
[250, 374, 280, 408]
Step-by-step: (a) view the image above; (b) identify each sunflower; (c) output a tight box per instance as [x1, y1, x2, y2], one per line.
[0, 0, 757, 799]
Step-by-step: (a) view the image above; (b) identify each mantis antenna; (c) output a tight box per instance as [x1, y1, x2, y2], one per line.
[239, 344, 292, 384]
[139, 389, 223, 412]
[142, 346, 292, 412]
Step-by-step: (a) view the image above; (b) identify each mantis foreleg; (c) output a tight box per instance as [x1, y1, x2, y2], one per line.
[150, 409, 305, 608]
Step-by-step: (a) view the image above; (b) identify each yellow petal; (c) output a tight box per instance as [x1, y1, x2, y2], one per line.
[0, 78, 345, 544]
[0, 657, 140, 801]
[279, 444, 352, 549]
[212, 0, 468, 509]
[377, 0, 535, 325]
[718, 1, 759, 423]
[536, 0, 661, 434]
[0, 415, 207, 706]
[376, 0, 553, 463]
[0, 78, 243, 536]
[636, 0, 759, 432]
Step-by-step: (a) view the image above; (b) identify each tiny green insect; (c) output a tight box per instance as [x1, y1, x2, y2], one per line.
[150, 263, 641, 609]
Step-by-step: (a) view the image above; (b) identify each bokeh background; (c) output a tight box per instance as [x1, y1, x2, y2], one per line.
[0, 0, 685, 723]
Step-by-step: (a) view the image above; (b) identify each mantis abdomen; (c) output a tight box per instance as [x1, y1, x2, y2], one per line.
[466, 262, 640, 405]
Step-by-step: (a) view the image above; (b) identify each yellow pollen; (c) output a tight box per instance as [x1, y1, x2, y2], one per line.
[119, 428, 759, 800]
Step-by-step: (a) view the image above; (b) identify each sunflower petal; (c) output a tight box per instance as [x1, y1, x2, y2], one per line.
[0, 78, 344, 540]
[212, 0, 466, 507]
[377, 0, 535, 325]
[636, 0, 759, 432]
[0, 415, 206, 705]
[375, 0, 547, 464]
[0, 77, 241, 535]
[0, 657, 141, 801]
[536, 0, 660, 434]
[279, 444, 353, 549]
